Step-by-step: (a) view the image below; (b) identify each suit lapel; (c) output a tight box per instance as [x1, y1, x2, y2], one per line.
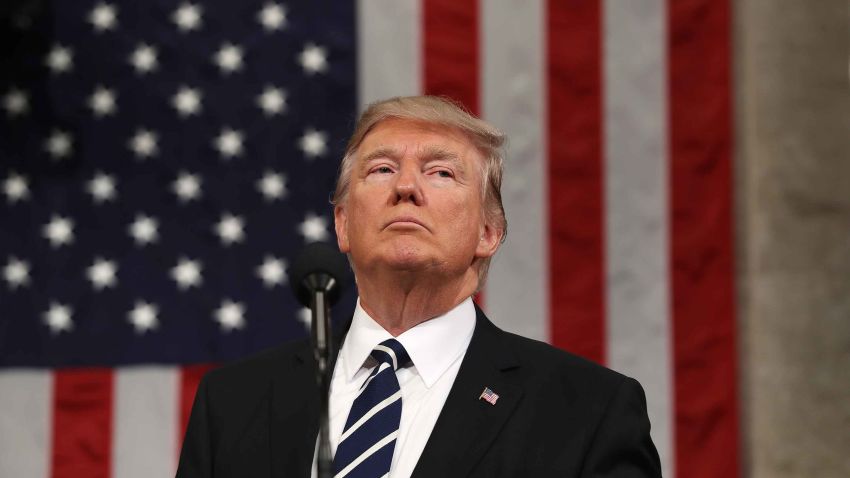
[268, 343, 319, 478]
[411, 308, 524, 478]
[269, 319, 351, 477]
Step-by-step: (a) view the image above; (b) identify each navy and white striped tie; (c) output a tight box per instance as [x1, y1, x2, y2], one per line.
[333, 338, 411, 478]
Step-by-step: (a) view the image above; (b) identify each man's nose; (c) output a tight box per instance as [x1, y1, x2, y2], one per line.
[393, 167, 423, 205]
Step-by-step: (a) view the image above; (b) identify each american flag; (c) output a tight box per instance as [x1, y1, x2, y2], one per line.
[478, 387, 499, 406]
[0, 1, 739, 478]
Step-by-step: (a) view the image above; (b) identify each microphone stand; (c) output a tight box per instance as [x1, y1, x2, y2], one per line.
[306, 273, 336, 478]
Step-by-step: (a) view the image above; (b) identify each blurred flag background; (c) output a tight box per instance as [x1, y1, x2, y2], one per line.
[4, 0, 845, 477]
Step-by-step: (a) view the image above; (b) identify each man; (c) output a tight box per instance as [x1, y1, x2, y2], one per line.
[177, 96, 661, 477]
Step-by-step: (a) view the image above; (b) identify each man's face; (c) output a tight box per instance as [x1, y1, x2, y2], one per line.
[334, 118, 500, 280]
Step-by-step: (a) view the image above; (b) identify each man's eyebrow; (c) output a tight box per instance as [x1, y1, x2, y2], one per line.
[422, 146, 465, 171]
[421, 145, 459, 162]
[360, 147, 402, 163]
[359, 145, 465, 170]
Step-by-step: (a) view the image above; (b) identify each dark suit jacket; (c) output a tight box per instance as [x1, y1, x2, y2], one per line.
[176, 307, 661, 477]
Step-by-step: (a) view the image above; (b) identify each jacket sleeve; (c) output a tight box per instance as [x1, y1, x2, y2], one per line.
[176, 374, 213, 478]
[580, 377, 662, 477]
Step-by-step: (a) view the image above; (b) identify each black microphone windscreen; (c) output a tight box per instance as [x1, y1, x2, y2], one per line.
[289, 242, 351, 307]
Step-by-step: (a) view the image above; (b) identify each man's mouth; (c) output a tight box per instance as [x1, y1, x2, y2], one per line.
[385, 216, 428, 231]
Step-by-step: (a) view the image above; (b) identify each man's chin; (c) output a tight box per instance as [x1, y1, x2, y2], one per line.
[368, 248, 436, 273]
[351, 242, 439, 274]
[383, 255, 432, 272]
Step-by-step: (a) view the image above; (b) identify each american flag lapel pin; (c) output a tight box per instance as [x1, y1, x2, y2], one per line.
[479, 387, 499, 405]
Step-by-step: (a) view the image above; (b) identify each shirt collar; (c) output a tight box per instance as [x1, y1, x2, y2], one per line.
[341, 297, 476, 388]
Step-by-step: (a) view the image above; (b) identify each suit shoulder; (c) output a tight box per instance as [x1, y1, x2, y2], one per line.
[502, 331, 631, 393]
[202, 339, 309, 391]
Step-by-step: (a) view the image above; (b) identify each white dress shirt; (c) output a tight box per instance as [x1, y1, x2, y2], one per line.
[312, 297, 476, 478]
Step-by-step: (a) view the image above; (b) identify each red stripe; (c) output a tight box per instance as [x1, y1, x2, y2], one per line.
[422, 0, 479, 114]
[178, 364, 216, 450]
[546, 0, 605, 363]
[51, 369, 113, 478]
[422, 0, 482, 307]
[668, 0, 740, 476]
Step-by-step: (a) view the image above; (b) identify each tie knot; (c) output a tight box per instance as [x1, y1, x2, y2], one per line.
[370, 338, 410, 371]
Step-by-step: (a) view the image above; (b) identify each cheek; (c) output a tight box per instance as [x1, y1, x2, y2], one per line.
[344, 201, 378, 243]
[444, 200, 483, 244]
[345, 212, 364, 242]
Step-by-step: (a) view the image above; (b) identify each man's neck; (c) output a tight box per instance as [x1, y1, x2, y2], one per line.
[355, 268, 479, 336]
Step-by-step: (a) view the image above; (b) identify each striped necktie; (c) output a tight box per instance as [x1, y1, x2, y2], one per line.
[332, 338, 411, 478]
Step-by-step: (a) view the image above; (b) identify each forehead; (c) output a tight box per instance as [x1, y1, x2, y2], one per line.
[357, 118, 481, 160]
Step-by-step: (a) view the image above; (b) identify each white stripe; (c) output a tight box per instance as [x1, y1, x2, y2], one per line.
[359, 362, 391, 392]
[112, 367, 179, 478]
[356, 0, 421, 111]
[603, 1, 673, 476]
[481, 0, 549, 342]
[334, 430, 398, 478]
[338, 390, 402, 443]
[372, 344, 397, 370]
[0, 370, 51, 478]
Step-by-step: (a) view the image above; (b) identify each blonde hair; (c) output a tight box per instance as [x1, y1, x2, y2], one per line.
[331, 95, 507, 287]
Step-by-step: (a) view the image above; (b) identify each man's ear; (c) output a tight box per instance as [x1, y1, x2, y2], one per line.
[475, 221, 502, 259]
[334, 204, 350, 253]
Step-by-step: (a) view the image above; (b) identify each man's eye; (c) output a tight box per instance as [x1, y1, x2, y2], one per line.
[436, 170, 453, 178]
[371, 166, 393, 174]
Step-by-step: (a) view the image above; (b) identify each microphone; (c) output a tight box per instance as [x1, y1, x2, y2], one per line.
[289, 241, 350, 308]
[289, 241, 351, 478]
